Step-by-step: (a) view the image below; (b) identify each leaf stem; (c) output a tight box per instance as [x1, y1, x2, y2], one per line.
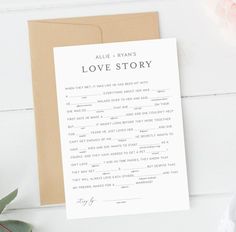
[0, 223, 12, 232]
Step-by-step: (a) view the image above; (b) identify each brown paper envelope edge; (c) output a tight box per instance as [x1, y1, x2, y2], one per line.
[28, 12, 160, 205]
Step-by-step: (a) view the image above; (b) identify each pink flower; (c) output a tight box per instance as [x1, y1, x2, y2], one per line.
[205, 0, 236, 43]
[215, 0, 236, 37]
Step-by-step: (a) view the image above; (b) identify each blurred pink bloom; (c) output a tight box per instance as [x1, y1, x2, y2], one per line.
[215, 0, 236, 36]
[205, 0, 236, 43]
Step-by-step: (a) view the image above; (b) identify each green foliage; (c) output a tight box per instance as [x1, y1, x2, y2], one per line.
[0, 221, 32, 232]
[0, 189, 18, 214]
[0, 189, 33, 232]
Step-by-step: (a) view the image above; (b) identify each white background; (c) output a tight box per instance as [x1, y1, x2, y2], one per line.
[0, 0, 236, 231]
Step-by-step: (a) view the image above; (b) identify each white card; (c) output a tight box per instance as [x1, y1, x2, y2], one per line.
[53, 38, 189, 219]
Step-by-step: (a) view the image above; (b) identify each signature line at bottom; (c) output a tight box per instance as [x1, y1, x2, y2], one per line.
[103, 198, 142, 202]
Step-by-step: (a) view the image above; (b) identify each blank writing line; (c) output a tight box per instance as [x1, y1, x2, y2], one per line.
[74, 125, 96, 128]
[151, 89, 169, 92]
[70, 102, 96, 105]
[136, 173, 162, 178]
[87, 108, 113, 112]
[139, 144, 160, 148]
[90, 163, 102, 166]
[150, 98, 170, 102]
[137, 128, 158, 132]
[150, 96, 170, 99]
[103, 115, 126, 119]
[95, 169, 118, 173]
[68, 94, 101, 98]
[147, 151, 166, 154]
[104, 198, 142, 202]
[131, 105, 154, 109]
[111, 138, 133, 141]
[122, 167, 147, 171]
[115, 183, 135, 187]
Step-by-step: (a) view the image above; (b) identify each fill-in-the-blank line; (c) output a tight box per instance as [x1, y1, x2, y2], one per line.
[68, 94, 101, 98]
[87, 108, 113, 112]
[103, 114, 126, 119]
[103, 198, 142, 202]
[147, 150, 167, 154]
[136, 173, 162, 178]
[70, 102, 96, 105]
[131, 105, 154, 109]
[151, 89, 169, 92]
[150, 98, 171, 102]
[74, 125, 96, 128]
[122, 167, 147, 171]
[137, 128, 159, 132]
[113, 138, 134, 141]
[138, 143, 160, 148]
[95, 169, 118, 173]
[115, 183, 135, 187]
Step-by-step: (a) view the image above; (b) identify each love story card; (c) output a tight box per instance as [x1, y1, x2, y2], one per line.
[53, 38, 189, 219]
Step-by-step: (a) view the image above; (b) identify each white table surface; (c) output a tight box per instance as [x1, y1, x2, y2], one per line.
[0, 0, 236, 231]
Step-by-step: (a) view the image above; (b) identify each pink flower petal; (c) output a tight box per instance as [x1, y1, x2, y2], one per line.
[227, 3, 236, 26]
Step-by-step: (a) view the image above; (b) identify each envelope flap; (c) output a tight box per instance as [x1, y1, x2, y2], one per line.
[40, 12, 158, 25]
[100, 13, 159, 42]
[37, 12, 159, 43]
[28, 21, 103, 47]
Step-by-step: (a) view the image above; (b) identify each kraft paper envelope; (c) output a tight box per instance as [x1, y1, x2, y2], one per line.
[28, 12, 160, 205]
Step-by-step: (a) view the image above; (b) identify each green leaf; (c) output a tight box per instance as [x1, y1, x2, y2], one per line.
[0, 220, 32, 232]
[0, 189, 18, 214]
